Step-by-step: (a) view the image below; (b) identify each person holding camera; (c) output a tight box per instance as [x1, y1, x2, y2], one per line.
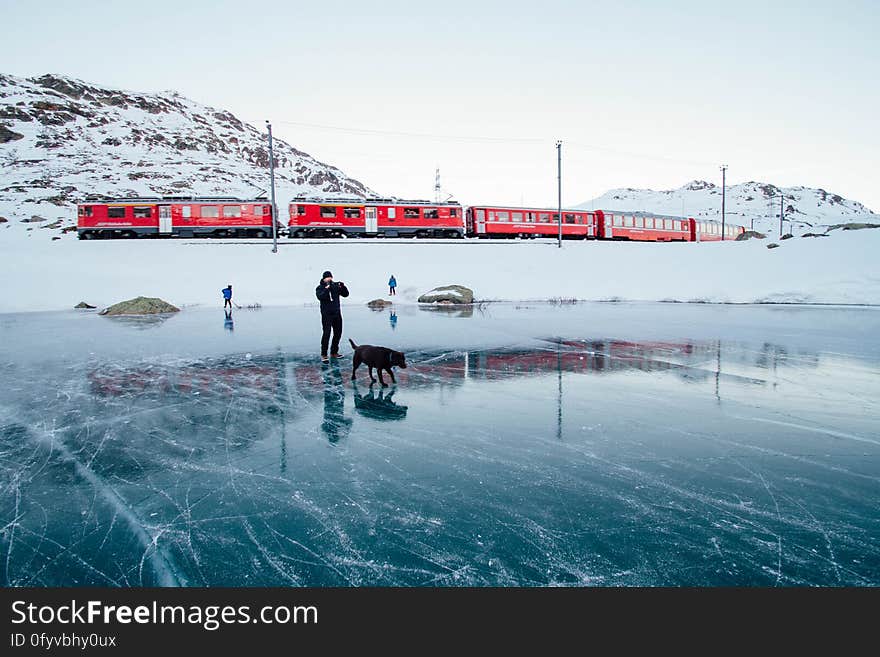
[315, 270, 349, 362]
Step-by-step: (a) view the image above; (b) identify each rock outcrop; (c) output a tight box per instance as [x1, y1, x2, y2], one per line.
[418, 285, 474, 304]
[99, 296, 179, 315]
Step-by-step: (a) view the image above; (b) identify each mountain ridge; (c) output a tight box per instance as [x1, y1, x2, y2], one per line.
[0, 73, 376, 237]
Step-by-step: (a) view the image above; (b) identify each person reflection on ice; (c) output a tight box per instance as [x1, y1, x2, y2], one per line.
[389, 310, 398, 330]
[321, 361, 352, 443]
[224, 309, 234, 332]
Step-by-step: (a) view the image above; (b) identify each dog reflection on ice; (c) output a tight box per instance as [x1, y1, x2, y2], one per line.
[352, 380, 408, 421]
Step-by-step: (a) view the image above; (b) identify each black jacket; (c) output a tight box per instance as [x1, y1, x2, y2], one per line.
[316, 280, 349, 315]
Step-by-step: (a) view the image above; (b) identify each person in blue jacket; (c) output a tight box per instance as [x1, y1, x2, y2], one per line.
[388, 275, 397, 296]
[222, 285, 233, 309]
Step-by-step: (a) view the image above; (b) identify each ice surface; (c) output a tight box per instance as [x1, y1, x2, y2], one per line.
[1, 303, 878, 586]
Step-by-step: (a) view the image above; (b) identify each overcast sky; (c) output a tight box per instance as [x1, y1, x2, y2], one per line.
[4, 0, 878, 210]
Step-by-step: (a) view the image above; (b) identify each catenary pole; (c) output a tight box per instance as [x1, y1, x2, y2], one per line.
[557, 141, 562, 248]
[720, 164, 727, 239]
[779, 192, 784, 236]
[267, 121, 278, 253]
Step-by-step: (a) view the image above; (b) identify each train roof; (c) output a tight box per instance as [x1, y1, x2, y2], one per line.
[289, 196, 461, 206]
[81, 196, 270, 203]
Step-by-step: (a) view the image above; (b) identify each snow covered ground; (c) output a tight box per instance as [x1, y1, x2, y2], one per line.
[2, 227, 879, 313]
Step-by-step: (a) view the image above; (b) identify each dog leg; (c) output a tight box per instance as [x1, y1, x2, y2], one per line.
[378, 369, 387, 387]
[388, 368, 396, 384]
[368, 366, 376, 384]
[351, 353, 361, 380]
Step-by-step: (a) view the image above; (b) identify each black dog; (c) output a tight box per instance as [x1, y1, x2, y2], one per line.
[350, 339, 407, 387]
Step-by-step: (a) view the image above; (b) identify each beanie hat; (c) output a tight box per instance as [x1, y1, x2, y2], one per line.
[322, 270, 333, 279]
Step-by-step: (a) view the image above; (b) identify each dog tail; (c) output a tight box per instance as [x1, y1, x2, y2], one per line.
[349, 338, 357, 349]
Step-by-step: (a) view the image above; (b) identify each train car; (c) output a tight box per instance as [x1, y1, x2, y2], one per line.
[288, 198, 465, 238]
[466, 205, 597, 239]
[595, 210, 691, 241]
[77, 197, 275, 239]
[688, 218, 746, 242]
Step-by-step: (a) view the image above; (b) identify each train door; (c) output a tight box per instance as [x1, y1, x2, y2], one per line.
[603, 213, 612, 238]
[365, 206, 378, 233]
[159, 205, 172, 234]
[475, 208, 486, 234]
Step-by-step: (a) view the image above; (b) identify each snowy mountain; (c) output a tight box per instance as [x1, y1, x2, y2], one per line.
[0, 73, 376, 238]
[577, 180, 878, 235]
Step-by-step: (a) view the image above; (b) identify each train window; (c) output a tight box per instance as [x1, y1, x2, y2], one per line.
[182, 205, 192, 218]
[645, 218, 655, 229]
[343, 207, 362, 218]
[476, 209, 485, 221]
[496, 211, 509, 221]
[613, 216, 622, 227]
[388, 207, 396, 219]
[222, 205, 241, 218]
[403, 207, 419, 219]
[297, 205, 306, 215]
[81, 206, 93, 217]
[423, 208, 439, 219]
[634, 217, 643, 228]
[107, 207, 126, 218]
[564, 214, 575, 224]
[512, 212, 523, 221]
[539, 213, 550, 222]
[552, 214, 559, 222]
[623, 216, 633, 227]
[526, 212, 535, 222]
[450, 208, 457, 217]
[673, 220, 680, 230]
[320, 206, 337, 218]
[664, 219, 673, 230]
[133, 206, 152, 218]
[202, 206, 220, 218]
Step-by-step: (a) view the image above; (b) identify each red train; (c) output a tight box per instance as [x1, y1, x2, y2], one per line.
[288, 197, 464, 238]
[77, 197, 277, 239]
[290, 199, 745, 242]
[77, 197, 746, 242]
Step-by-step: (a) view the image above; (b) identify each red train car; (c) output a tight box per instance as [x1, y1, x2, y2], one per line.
[466, 205, 597, 239]
[288, 198, 464, 238]
[595, 210, 690, 241]
[77, 197, 275, 239]
[688, 218, 746, 242]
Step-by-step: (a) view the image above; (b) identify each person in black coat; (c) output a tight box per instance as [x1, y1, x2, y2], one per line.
[315, 270, 349, 361]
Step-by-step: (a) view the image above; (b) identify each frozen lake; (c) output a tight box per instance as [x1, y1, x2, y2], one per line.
[1, 302, 878, 586]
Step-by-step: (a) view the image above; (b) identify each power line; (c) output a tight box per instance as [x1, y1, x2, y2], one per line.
[267, 119, 720, 166]
[271, 119, 545, 144]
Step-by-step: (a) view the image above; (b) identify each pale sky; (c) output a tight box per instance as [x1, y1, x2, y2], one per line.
[4, 0, 879, 210]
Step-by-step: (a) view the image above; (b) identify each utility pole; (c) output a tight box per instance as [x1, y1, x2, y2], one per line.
[720, 165, 727, 238]
[779, 191, 784, 236]
[266, 121, 278, 253]
[434, 168, 441, 204]
[557, 141, 562, 248]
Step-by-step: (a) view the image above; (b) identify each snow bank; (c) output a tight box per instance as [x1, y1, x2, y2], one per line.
[2, 228, 879, 313]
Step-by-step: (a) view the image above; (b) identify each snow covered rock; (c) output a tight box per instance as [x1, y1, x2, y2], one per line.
[367, 299, 393, 309]
[418, 285, 474, 304]
[736, 230, 766, 240]
[99, 296, 179, 315]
